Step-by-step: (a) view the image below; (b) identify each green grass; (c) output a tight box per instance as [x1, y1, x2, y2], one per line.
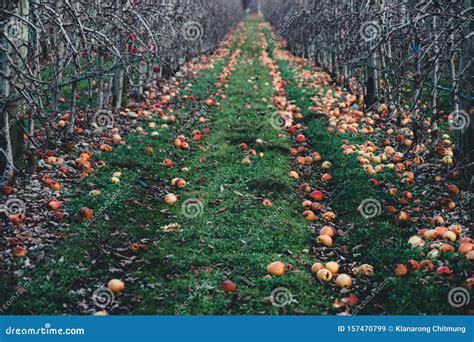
[271, 41, 468, 315]
[2, 19, 468, 316]
[3, 19, 336, 316]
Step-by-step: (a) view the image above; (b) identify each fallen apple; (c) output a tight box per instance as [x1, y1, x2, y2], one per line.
[13, 246, 27, 257]
[436, 266, 453, 276]
[316, 235, 333, 247]
[48, 199, 62, 210]
[2, 185, 15, 195]
[442, 231, 457, 242]
[311, 262, 325, 274]
[420, 259, 434, 271]
[171, 178, 187, 188]
[320, 226, 336, 238]
[322, 211, 336, 222]
[325, 261, 339, 274]
[310, 191, 324, 201]
[242, 156, 252, 164]
[267, 261, 286, 277]
[79, 207, 94, 221]
[164, 193, 178, 205]
[107, 279, 125, 293]
[222, 280, 237, 293]
[321, 173, 332, 182]
[288, 171, 299, 179]
[296, 134, 306, 143]
[303, 210, 317, 221]
[408, 235, 424, 248]
[321, 161, 332, 169]
[394, 264, 408, 277]
[316, 268, 333, 282]
[448, 224, 462, 235]
[163, 159, 174, 168]
[459, 243, 473, 254]
[335, 274, 352, 289]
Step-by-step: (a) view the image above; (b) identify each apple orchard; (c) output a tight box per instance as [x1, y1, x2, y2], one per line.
[0, 0, 472, 315]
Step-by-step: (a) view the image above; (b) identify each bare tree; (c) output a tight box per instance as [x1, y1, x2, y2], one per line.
[0, 0, 244, 179]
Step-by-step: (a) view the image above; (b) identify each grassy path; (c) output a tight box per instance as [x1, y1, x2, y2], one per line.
[131, 19, 331, 315]
[265, 29, 468, 315]
[6, 18, 467, 316]
[9, 19, 332, 315]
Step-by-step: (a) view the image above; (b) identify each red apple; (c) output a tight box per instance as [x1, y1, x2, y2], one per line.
[222, 280, 237, 293]
[310, 191, 324, 201]
[296, 134, 306, 143]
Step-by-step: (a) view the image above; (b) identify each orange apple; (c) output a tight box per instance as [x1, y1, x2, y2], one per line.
[107, 279, 125, 293]
[164, 193, 178, 205]
[316, 268, 333, 282]
[79, 207, 94, 221]
[325, 261, 339, 274]
[394, 264, 408, 277]
[267, 261, 286, 277]
[48, 199, 62, 210]
[311, 262, 324, 274]
[316, 235, 333, 247]
[335, 274, 352, 289]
